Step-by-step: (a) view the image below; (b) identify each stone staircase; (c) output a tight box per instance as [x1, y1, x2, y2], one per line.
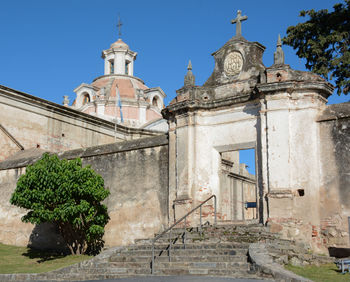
[56, 224, 277, 280]
[4, 224, 280, 281]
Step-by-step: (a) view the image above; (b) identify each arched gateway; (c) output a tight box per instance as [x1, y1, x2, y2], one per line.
[162, 10, 336, 252]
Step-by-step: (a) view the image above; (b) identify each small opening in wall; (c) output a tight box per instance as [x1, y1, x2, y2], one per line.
[36, 144, 40, 148]
[276, 72, 281, 78]
[62, 133, 65, 137]
[297, 189, 305, 197]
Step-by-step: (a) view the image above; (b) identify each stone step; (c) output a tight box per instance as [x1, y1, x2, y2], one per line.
[153, 229, 273, 238]
[109, 254, 246, 263]
[40, 269, 259, 281]
[169, 224, 269, 234]
[70, 264, 253, 277]
[144, 233, 276, 244]
[150, 267, 256, 277]
[108, 261, 249, 269]
[117, 248, 248, 257]
[127, 242, 250, 250]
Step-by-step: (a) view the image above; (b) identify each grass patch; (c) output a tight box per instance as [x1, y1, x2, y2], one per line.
[0, 243, 91, 274]
[285, 263, 350, 282]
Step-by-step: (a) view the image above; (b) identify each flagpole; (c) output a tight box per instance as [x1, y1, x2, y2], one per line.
[115, 86, 124, 141]
[114, 115, 117, 142]
[115, 88, 118, 142]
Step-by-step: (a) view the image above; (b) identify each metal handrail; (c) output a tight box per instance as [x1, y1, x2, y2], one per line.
[151, 194, 217, 274]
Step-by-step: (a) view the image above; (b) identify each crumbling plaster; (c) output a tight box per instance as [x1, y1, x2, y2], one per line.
[0, 135, 169, 249]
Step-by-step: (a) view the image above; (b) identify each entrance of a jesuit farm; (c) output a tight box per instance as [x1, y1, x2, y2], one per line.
[219, 148, 257, 222]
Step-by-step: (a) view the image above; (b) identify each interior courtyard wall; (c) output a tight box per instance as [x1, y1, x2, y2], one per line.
[0, 135, 169, 249]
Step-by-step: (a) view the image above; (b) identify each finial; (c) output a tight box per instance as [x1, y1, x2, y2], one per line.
[273, 34, 285, 65]
[184, 60, 195, 88]
[231, 10, 248, 37]
[63, 96, 69, 107]
[187, 60, 192, 71]
[277, 34, 282, 47]
[117, 15, 123, 38]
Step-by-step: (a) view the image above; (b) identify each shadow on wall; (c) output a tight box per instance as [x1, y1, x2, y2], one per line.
[28, 223, 68, 254]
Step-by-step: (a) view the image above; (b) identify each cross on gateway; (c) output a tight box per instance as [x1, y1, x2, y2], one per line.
[231, 10, 248, 37]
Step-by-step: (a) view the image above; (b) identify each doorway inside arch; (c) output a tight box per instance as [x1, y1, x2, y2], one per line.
[219, 148, 257, 222]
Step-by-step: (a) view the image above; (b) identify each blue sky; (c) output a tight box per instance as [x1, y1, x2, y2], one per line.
[0, 0, 347, 107]
[0, 0, 348, 174]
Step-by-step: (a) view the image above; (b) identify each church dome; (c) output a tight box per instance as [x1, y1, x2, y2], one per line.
[110, 38, 129, 50]
[92, 76, 148, 99]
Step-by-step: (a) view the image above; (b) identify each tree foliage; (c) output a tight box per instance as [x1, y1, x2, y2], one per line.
[283, 1, 350, 95]
[10, 153, 110, 255]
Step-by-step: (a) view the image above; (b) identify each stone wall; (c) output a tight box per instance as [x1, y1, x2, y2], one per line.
[318, 102, 350, 248]
[0, 85, 161, 162]
[0, 135, 169, 249]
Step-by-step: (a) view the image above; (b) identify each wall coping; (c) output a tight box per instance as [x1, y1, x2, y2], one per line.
[317, 102, 350, 122]
[0, 135, 168, 171]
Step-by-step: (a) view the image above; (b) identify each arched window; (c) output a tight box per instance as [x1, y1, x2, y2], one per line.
[82, 94, 90, 105]
[125, 61, 130, 75]
[109, 60, 114, 74]
[152, 96, 159, 108]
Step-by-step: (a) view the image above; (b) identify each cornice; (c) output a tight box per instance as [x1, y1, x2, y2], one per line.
[73, 83, 99, 93]
[256, 80, 334, 98]
[144, 87, 167, 98]
[102, 48, 137, 59]
[162, 92, 252, 119]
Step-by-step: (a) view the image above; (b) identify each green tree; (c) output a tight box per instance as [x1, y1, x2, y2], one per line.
[10, 153, 110, 255]
[283, 1, 350, 95]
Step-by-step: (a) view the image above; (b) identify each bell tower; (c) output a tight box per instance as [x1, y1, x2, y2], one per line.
[101, 17, 137, 76]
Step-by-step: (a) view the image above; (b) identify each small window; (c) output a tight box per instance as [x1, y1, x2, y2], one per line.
[82, 94, 90, 105]
[125, 61, 130, 75]
[110, 61, 114, 74]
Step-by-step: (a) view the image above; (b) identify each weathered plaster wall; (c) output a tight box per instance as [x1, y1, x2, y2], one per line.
[0, 128, 21, 162]
[261, 91, 328, 251]
[0, 135, 169, 249]
[170, 102, 261, 224]
[318, 102, 350, 248]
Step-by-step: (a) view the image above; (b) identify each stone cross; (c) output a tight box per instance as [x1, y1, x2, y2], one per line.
[231, 10, 248, 37]
[117, 15, 123, 38]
